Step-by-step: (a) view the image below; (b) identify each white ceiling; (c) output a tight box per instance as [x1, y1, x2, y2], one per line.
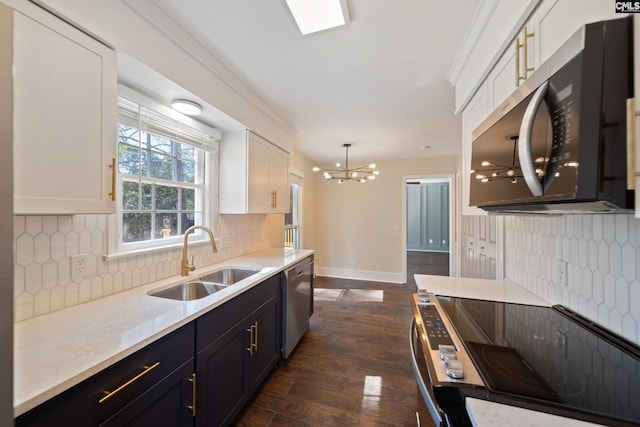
[129, 0, 481, 165]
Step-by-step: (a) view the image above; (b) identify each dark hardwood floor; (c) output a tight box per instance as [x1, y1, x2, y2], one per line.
[406, 251, 449, 290]
[232, 276, 428, 427]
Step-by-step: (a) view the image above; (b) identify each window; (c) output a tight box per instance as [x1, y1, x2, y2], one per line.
[284, 178, 301, 250]
[110, 90, 220, 255]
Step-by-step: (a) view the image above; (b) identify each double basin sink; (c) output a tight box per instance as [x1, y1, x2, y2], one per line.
[148, 267, 260, 301]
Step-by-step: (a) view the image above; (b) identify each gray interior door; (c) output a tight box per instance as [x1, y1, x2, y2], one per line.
[406, 182, 449, 252]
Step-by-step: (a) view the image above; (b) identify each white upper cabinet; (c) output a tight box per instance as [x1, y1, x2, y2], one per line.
[527, 0, 620, 70]
[10, 0, 117, 214]
[488, 0, 621, 113]
[453, 0, 624, 114]
[220, 130, 290, 214]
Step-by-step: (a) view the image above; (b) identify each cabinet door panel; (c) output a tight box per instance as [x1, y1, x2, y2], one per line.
[529, 0, 620, 68]
[12, 4, 116, 214]
[270, 146, 290, 213]
[247, 133, 271, 212]
[249, 296, 280, 391]
[196, 319, 250, 427]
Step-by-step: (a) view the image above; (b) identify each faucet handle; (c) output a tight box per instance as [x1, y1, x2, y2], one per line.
[189, 256, 195, 271]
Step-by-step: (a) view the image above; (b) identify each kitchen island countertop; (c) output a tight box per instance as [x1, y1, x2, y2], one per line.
[14, 248, 314, 417]
[414, 274, 550, 306]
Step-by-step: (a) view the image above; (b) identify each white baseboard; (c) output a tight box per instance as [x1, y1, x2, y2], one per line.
[315, 266, 405, 284]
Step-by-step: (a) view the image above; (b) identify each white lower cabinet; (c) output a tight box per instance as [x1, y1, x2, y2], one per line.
[6, 0, 117, 214]
[220, 130, 290, 214]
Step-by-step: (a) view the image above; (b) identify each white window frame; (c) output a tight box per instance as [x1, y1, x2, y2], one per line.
[284, 172, 303, 250]
[106, 86, 221, 259]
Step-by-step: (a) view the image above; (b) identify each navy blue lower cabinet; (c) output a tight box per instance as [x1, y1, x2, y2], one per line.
[15, 275, 282, 427]
[195, 274, 281, 427]
[100, 359, 196, 426]
[15, 323, 195, 427]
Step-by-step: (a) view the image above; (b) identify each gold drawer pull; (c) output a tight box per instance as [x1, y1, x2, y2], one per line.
[253, 321, 259, 352]
[108, 157, 116, 201]
[246, 326, 254, 356]
[98, 361, 160, 404]
[187, 373, 196, 416]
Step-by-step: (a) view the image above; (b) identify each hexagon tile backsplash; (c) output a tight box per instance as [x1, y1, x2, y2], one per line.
[14, 214, 269, 321]
[505, 214, 640, 346]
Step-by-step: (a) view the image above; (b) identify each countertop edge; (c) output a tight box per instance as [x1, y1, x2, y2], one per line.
[465, 398, 604, 427]
[14, 248, 314, 416]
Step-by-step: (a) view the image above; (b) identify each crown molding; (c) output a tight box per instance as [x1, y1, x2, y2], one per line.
[121, 0, 296, 137]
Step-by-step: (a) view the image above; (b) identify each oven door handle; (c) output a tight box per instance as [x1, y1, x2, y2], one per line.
[410, 319, 447, 427]
[518, 79, 548, 197]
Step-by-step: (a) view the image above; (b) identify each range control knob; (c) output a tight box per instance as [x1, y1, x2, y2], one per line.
[439, 344, 457, 361]
[444, 359, 464, 379]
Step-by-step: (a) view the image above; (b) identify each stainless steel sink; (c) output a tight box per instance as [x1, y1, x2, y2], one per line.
[148, 267, 260, 301]
[148, 281, 229, 301]
[198, 267, 259, 285]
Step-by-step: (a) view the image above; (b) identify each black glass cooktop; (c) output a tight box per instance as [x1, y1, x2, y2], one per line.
[436, 296, 640, 426]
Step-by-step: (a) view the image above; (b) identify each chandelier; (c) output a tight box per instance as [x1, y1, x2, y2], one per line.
[472, 136, 522, 184]
[312, 143, 380, 183]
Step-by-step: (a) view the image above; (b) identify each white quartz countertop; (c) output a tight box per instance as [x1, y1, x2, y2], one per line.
[466, 398, 603, 427]
[414, 274, 550, 306]
[14, 248, 314, 417]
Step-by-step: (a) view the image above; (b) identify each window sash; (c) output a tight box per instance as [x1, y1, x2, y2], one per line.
[110, 93, 217, 255]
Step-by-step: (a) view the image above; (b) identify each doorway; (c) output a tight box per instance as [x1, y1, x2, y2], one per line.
[403, 176, 454, 288]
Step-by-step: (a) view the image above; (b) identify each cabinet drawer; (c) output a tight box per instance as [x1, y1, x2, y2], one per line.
[16, 322, 195, 426]
[196, 275, 280, 351]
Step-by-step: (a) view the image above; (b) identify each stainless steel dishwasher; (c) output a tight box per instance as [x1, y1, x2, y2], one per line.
[282, 255, 314, 358]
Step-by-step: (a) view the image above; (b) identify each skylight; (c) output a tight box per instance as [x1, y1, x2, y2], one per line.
[284, 0, 349, 35]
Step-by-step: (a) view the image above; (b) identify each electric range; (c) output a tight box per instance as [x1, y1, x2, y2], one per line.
[410, 292, 640, 427]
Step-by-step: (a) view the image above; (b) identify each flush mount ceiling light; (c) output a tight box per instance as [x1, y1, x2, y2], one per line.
[313, 143, 379, 184]
[284, 0, 349, 35]
[171, 99, 202, 116]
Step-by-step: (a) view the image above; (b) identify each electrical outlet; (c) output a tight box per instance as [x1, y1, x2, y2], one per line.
[555, 329, 568, 358]
[71, 254, 88, 279]
[553, 259, 568, 287]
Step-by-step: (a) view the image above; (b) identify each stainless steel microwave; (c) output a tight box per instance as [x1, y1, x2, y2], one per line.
[470, 17, 634, 214]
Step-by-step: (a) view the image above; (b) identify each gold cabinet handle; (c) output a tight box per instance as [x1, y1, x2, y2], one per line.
[186, 373, 196, 416]
[515, 27, 535, 86]
[515, 35, 521, 87]
[246, 326, 254, 356]
[627, 98, 640, 190]
[253, 321, 259, 352]
[98, 361, 160, 404]
[108, 157, 116, 201]
[270, 190, 277, 209]
[522, 26, 535, 79]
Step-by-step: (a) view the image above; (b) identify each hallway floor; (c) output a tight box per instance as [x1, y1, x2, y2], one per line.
[232, 276, 428, 426]
[406, 250, 449, 289]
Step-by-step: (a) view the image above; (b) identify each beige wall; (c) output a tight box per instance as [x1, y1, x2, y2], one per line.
[312, 156, 458, 282]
